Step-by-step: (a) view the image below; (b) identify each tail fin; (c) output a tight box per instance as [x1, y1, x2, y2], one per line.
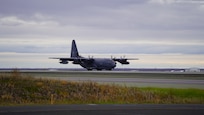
[71, 40, 79, 57]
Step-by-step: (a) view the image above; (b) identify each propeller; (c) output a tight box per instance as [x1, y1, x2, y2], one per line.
[88, 55, 93, 59]
[111, 55, 116, 59]
[120, 55, 126, 59]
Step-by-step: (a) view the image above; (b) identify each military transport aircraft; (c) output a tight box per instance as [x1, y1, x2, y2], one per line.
[50, 40, 138, 70]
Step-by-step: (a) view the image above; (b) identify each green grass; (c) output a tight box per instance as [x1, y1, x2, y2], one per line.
[141, 87, 204, 104]
[0, 70, 204, 105]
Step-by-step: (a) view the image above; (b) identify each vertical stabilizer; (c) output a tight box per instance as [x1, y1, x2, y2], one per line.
[71, 40, 79, 57]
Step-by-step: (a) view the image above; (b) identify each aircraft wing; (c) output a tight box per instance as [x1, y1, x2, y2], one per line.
[49, 57, 75, 61]
[49, 57, 94, 64]
[112, 58, 139, 64]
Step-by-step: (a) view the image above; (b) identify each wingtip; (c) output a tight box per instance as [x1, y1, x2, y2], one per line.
[49, 57, 59, 59]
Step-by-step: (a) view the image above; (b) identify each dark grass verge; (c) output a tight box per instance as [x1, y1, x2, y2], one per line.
[0, 70, 204, 105]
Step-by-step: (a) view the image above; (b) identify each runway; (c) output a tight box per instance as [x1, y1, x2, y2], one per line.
[24, 71, 204, 89]
[2, 70, 204, 88]
[1, 104, 204, 115]
[45, 76, 204, 89]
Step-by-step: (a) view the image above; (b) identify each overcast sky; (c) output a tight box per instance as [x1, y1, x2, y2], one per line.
[0, 0, 204, 54]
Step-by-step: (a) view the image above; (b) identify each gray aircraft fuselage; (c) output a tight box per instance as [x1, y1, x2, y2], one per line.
[79, 58, 116, 70]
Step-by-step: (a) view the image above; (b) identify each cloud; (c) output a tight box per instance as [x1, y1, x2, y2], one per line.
[148, 0, 204, 4]
[0, 16, 25, 26]
[148, 0, 176, 4]
[0, 0, 204, 54]
[0, 16, 59, 27]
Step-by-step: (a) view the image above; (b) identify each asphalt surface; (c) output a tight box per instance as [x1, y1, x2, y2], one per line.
[46, 76, 204, 89]
[1, 104, 204, 115]
[50, 76, 204, 84]
[17, 70, 204, 88]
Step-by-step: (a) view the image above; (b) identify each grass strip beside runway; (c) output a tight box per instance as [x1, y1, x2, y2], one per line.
[0, 70, 204, 105]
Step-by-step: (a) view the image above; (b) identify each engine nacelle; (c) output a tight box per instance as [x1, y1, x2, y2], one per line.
[59, 60, 68, 64]
[118, 59, 129, 64]
[72, 60, 80, 64]
[121, 61, 129, 64]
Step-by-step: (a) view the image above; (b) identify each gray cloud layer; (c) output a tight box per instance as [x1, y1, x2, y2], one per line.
[0, 0, 204, 54]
